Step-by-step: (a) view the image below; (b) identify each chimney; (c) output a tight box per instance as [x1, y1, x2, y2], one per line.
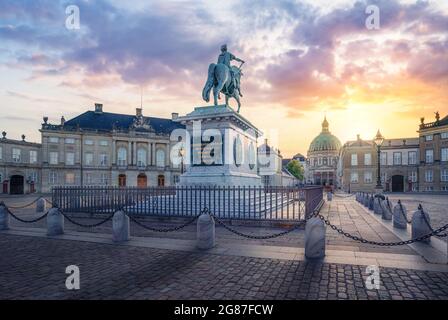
[61, 116, 65, 126]
[94, 103, 103, 114]
[136, 107, 142, 117]
[171, 112, 179, 120]
[356, 134, 360, 141]
[43, 116, 48, 124]
[21, 134, 26, 142]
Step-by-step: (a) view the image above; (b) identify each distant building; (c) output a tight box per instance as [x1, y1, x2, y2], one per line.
[306, 117, 341, 187]
[258, 139, 297, 186]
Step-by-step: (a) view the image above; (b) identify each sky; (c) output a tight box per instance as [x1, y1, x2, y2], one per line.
[0, 0, 447, 157]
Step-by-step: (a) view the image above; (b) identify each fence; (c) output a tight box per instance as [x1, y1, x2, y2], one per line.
[52, 185, 323, 221]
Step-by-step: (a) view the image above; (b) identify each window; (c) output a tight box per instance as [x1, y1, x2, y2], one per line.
[381, 172, 387, 183]
[350, 172, 358, 183]
[84, 152, 94, 166]
[49, 137, 59, 143]
[318, 157, 322, 166]
[65, 138, 75, 144]
[364, 153, 371, 165]
[173, 175, 180, 184]
[156, 149, 165, 167]
[323, 157, 327, 165]
[425, 135, 433, 141]
[12, 148, 21, 163]
[425, 170, 433, 182]
[393, 152, 402, 165]
[441, 169, 448, 182]
[380, 152, 387, 166]
[137, 148, 147, 167]
[49, 171, 57, 184]
[99, 140, 108, 146]
[117, 148, 127, 166]
[65, 173, 75, 184]
[65, 152, 75, 165]
[408, 151, 417, 165]
[441, 132, 448, 139]
[29, 150, 38, 164]
[0, 173, 2, 182]
[99, 153, 108, 166]
[442, 148, 448, 162]
[425, 149, 434, 163]
[425, 186, 434, 191]
[85, 173, 93, 185]
[49, 152, 58, 165]
[84, 139, 94, 145]
[351, 154, 358, 166]
[30, 172, 38, 183]
[101, 173, 108, 185]
[409, 171, 417, 183]
[442, 186, 448, 191]
[364, 171, 372, 183]
[0, 146, 3, 160]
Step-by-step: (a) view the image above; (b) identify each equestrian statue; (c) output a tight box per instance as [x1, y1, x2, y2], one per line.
[202, 44, 245, 113]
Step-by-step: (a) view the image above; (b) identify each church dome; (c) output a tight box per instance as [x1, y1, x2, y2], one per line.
[308, 117, 341, 153]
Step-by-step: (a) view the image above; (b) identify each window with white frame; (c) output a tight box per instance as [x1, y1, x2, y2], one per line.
[441, 148, 448, 162]
[381, 172, 387, 183]
[425, 135, 433, 141]
[84, 152, 94, 165]
[117, 148, 127, 166]
[99, 140, 108, 146]
[409, 171, 417, 183]
[350, 172, 358, 183]
[12, 148, 21, 162]
[380, 152, 387, 166]
[156, 149, 165, 167]
[99, 153, 108, 166]
[425, 170, 433, 182]
[0, 173, 3, 182]
[441, 132, 448, 139]
[351, 154, 358, 166]
[48, 137, 59, 143]
[65, 152, 75, 165]
[364, 153, 371, 165]
[425, 149, 434, 163]
[442, 186, 448, 191]
[318, 157, 322, 166]
[408, 151, 417, 165]
[393, 152, 402, 165]
[425, 186, 434, 191]
[441, 169, 448, 182]
[364, 171, 372, 183]
[65, 138, 75, 144]
[84, 139, 94, 145]
[173, 175, 180, 184]
[29, 150, 37, 164]
[49, 152, 58, 165]
[85, 173, 93, 185]
[30, 171, 38, 183]
[65, 173, 75, 184]
[323, 157, 327, 165]
[137, 148, 147, 167]
[100, 173, 108, 185]
[49, 171, 57, 184]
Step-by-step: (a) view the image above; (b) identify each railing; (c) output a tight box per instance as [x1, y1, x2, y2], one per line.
[52, 185, 323, 221]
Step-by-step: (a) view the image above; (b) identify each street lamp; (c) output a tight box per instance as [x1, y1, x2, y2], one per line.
[373, 129, 384, 194]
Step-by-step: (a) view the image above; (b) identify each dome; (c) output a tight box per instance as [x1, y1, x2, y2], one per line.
[308, 117, 341, 153]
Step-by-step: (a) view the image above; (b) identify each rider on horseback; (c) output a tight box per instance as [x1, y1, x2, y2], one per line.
[217, 44, 244, 97]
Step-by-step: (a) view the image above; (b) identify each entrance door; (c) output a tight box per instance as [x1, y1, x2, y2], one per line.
[157, 175, 165, 187]
[391, 175, 404, 192]
[118, 174, 126, 187]
[137, 173, 147, 188]
[10, 175, 24, 194]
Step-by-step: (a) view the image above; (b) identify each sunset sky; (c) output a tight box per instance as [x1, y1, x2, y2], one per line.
[0, 0, 447, 157]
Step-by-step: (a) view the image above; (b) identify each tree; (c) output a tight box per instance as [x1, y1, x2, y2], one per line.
[287, 159, 304, 181]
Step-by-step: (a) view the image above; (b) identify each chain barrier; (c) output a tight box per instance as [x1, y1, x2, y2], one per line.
[2, 197, 42, 209]
[418, 204, 448, 238]
[398, 200, 412, 224]
[333, 193, 355, 198]
[59, 209, 115, 228]
[5, 207, 49, 223]
[125, 209, 201, 232]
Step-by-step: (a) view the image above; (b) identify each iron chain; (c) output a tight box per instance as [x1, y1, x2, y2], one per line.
[1, 197, 42, 209]
[60, 210, 114, 228]
[126, 213, 199, 232]
[6, 207, 49, 223]
[398, 201, 412, 224]
[419, 204, 448, 238]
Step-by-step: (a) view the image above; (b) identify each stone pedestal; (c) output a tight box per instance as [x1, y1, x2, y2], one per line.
[381, 199, 392, 220]
[196, 214, 215, 249]
[368, 195, 374, 211]
[363, 194, 370, 207]
[112, 210, 130, 242]
[47, 208, 64, 236]
[36, 198, 46, 213]
[0, 203, 10, 230]
[305, 217, 326, 259]
[393, 202, 408, 229]
[412, 208, 431, 244]
[373, 197, 383, 215]
[175, 105, 262, 186]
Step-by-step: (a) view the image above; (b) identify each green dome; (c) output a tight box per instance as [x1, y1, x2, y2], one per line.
[308, 117, 341, 152]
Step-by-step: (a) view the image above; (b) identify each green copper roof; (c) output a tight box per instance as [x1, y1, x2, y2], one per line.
[308, 117, 341, 152]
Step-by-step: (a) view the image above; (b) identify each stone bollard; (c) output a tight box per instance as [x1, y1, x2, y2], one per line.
[327, 192, 333, 201]
[36, 197, 46, 213]
[305, 217, 326, 259]
[196, 214, 215, 250]
[380, 198, 393, 220]
[393, 200, 408, 229]
[368, 195, 374, 211]
[373, 196, 384, 215]
[363, 194, 370, 207]
[112, 210, 130, 242]
[0, 202, 10, 230]
[47, 207, 64, 236]
[356, 192, 360, 202]
[411, 205, 431, 244]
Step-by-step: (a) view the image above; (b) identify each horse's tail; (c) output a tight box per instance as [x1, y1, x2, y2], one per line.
[202, 63, 216, 102]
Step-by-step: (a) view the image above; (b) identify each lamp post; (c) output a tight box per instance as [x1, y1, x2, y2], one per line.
[373, 129, 384, 195]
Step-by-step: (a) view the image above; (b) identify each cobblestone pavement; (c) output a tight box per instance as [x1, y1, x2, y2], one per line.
[1, 195, 417, 255]
[0, 233, 447, 300]
[386, 194, 448, 243]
